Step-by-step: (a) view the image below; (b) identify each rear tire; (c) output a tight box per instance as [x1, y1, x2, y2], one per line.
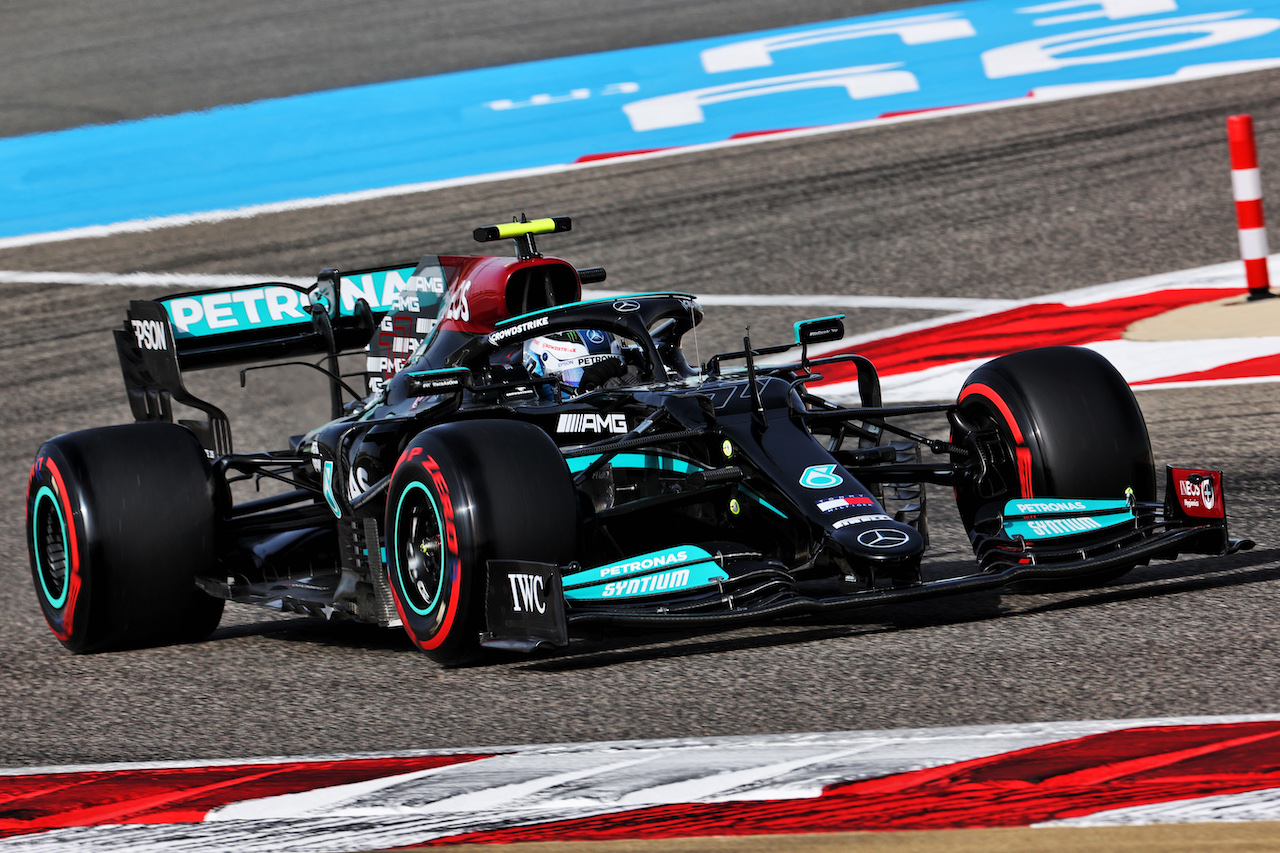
[26, 422, 225, 653]
[385, 419, 577, 666]
[954, 347, 1155, 583]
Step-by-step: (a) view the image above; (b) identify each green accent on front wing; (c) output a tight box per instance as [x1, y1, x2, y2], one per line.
[563, 545, 727, 601]
[566, 452, 786, 517]
[1005, 498, 1132, 516]
[1002, 498, 1135, 540]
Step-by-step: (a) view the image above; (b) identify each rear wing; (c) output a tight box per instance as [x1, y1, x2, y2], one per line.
[114, 257, 448, 455]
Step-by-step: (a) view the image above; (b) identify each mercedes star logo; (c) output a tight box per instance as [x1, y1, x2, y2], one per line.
[613, 299, 641, 313]
[856, 528, 911, 549]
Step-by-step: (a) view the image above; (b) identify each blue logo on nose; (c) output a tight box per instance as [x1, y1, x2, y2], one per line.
[800, 464, 843, 489]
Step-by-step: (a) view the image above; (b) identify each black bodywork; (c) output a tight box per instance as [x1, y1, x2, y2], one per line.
[105, 220, 1251, 655]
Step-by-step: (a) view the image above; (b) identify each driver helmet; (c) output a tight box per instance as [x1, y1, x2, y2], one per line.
[524, 329, 621, 396]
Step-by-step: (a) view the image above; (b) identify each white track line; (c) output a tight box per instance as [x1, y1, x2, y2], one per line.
[583, 290, 1019, 311]
[0, 270, 312, 288]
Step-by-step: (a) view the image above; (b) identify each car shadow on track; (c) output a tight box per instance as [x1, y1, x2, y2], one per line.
[206, 613, 418, 651]
[517, 548, 1280, 672]
[193, 549, 1280, 668]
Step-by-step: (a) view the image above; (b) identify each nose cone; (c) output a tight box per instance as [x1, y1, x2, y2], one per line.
[834, 519, 925, 562]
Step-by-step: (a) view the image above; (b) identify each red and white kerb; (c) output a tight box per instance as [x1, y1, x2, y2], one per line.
[1227, 114, 1272, 299]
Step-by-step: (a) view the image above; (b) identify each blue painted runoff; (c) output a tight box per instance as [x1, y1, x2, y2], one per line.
[3, 0, 1279, 238]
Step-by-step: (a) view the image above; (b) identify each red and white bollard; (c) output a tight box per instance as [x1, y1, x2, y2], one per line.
[1227, 114, 1274, 301]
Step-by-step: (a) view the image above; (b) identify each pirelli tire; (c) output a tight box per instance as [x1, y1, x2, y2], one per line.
[26, 422, 225, 653]
[385, 419, 578, 666]
[954, 346, 1156, 576]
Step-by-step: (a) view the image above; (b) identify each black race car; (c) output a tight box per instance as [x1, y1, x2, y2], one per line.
[26, 216, 1251, 664]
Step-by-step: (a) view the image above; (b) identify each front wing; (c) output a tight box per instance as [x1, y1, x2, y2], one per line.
[479, 466, 1252, 651]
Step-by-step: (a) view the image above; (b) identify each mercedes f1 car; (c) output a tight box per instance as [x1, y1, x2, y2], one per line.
[26, 216, 1252, 664]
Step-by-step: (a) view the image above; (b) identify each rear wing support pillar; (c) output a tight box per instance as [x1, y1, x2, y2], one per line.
[312, 268, 344, 420]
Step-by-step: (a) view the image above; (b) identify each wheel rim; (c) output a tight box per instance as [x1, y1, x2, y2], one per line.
[969, 405, 1020, 493]
[954, 398, 1025, 527]
[31, 486, 70, 608]
[392, 481, 446, 618]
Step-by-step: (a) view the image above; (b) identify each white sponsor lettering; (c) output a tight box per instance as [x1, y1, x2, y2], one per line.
[167, 297, 203, 332]
[407, 373, 465, 391]
[507, 573, 547, 614]
[231, 288, 266, 324]
[1026, 516, 1104, 536]
[488, 315, 551, 345]
[346, 465, 372, 501]
[568, 354, 622, 369]
[442, 280, 472, 322]
[367, 355, 409, 377]
[557, 413, 628, 434]
[379, 270, 409, 306]
[131, 318, 167, 351]
[406, 271, 445, 295]
[1014, 500, 1088, 513]
[833, 513, 893, 529]
[1177, 475, 1218, 510]
[817, 494, 876, 512]
[345, 274, 381, 313]
[203, 292, 237, 329]
[601, 569, 692, 597]
[392, 291, 420, 312]
[265, 288, 306, 322]
[599, 550, 689, 578]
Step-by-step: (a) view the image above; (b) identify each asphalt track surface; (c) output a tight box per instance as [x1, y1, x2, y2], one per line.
[4, 3, 1280, 771]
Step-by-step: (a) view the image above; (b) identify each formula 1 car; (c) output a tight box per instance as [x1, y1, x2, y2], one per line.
[26, 216, 1252, 663]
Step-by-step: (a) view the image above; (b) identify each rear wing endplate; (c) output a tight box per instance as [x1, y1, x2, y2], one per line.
[114, 258, 447, 455]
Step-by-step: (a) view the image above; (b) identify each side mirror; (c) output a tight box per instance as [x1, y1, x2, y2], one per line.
[795, 315, 845, 346]
[795, 314, 845, 371]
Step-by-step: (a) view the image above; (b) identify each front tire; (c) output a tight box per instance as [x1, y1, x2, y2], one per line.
[26, 422, 225, 653]
[954, 347, 1155, 584]
[385, 420, 577, 666]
